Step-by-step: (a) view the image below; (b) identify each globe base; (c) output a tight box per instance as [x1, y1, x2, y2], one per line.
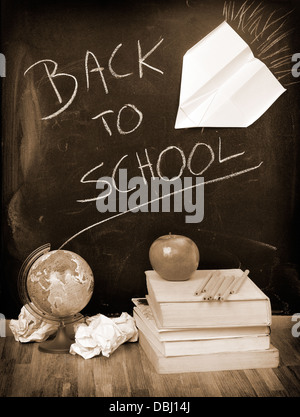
[39, 322, 74, 354]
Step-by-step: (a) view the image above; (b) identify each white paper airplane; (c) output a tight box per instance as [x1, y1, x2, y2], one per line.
[175, 21, 286, 128]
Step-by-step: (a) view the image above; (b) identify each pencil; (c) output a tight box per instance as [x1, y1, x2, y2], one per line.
[215, 275, 233, 295]
[202, 271, 220, 295]
[202, 272, 222, 300]
[218, 275, 236, 301]
[207, 276, 225, 300]
[194, 271, 213, 296]
[230, 269, 250, 294]
[212, 276, 228, 300]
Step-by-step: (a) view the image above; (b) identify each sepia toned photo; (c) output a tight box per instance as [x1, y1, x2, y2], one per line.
[1, 0, 300, 402]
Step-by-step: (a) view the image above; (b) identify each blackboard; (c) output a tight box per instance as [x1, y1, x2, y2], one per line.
[1, 0, 300, 317]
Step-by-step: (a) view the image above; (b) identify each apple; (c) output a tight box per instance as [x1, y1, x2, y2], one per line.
[149, 233, 200, 281]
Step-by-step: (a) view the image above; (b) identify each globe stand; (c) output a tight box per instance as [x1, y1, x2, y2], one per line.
[17, 244, 93, 355]
[39, 321, 74, 354]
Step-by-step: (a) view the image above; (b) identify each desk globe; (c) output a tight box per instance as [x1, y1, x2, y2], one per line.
[18, 244, 94, 353]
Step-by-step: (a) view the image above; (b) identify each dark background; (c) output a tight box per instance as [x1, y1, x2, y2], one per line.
[1, 0, 300, 318]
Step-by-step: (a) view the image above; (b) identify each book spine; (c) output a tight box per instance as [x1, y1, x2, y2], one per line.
[146, 284, 164, 326]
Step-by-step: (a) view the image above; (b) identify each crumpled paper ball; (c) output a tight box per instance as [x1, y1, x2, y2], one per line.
[9, 304, 59, 343]
[69, 312, 138, 359]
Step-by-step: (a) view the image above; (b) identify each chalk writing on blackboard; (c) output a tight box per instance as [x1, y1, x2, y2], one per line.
[24, 38, 164, 121]
[92, 104, 143, 136]
[223, 1, 298, 87]
[59, 136, 263, 248]
[76, 137, 261, 201]
[24, 59, 79, 120]
[22, 30, 265, 250]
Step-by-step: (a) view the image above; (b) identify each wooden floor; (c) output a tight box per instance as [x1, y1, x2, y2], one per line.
[0, 316, 300, 397]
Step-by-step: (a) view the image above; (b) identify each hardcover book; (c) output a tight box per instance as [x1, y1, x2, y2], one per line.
[139, 330, 279, 374]
[132, 298, 270, 357]
[145, 269, 272, 328]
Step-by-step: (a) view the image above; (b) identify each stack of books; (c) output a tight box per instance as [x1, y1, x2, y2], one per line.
[133, 269, 279, 374]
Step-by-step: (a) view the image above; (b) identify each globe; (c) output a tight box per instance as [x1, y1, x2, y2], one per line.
[27, 249, 94, 318]
[18, 244, 94, 353]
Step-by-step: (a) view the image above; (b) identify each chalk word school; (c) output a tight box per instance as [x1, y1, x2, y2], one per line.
[78, 138, 263, 220]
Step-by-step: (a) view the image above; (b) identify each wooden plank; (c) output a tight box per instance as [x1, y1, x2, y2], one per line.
[0, 359, 15, 397]
[120, 343, 150, 397]
[7, 364, 31, 397]
[194, 372, 223, 397]
[212, 370, 257, 397]
[93, 357, 113, 397]
[0, 316, 300, 397]
[273, 366, 300, 397]
[77, 358, 96, 397]
[243, 369, 272, 397]
[256, 368, 285, 393]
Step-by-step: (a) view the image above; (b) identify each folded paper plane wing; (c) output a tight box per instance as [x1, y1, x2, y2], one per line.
[175, 21, 286, 128]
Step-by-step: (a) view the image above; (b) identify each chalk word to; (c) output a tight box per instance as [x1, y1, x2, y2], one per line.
[291, 53, 300, 78]
[291, 313, 300, 337]
[24, 38, 164, 120]
[95, 170, 204, 224]
[0, 313, 5, 337]
[92, 104, 143, 136]
[0, 53, 5, 77]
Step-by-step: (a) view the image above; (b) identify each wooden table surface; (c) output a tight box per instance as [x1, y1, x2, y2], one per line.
[0, 316, 299, 397]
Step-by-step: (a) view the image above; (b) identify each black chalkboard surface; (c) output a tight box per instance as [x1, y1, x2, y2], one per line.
[1, 0, 300, 317]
